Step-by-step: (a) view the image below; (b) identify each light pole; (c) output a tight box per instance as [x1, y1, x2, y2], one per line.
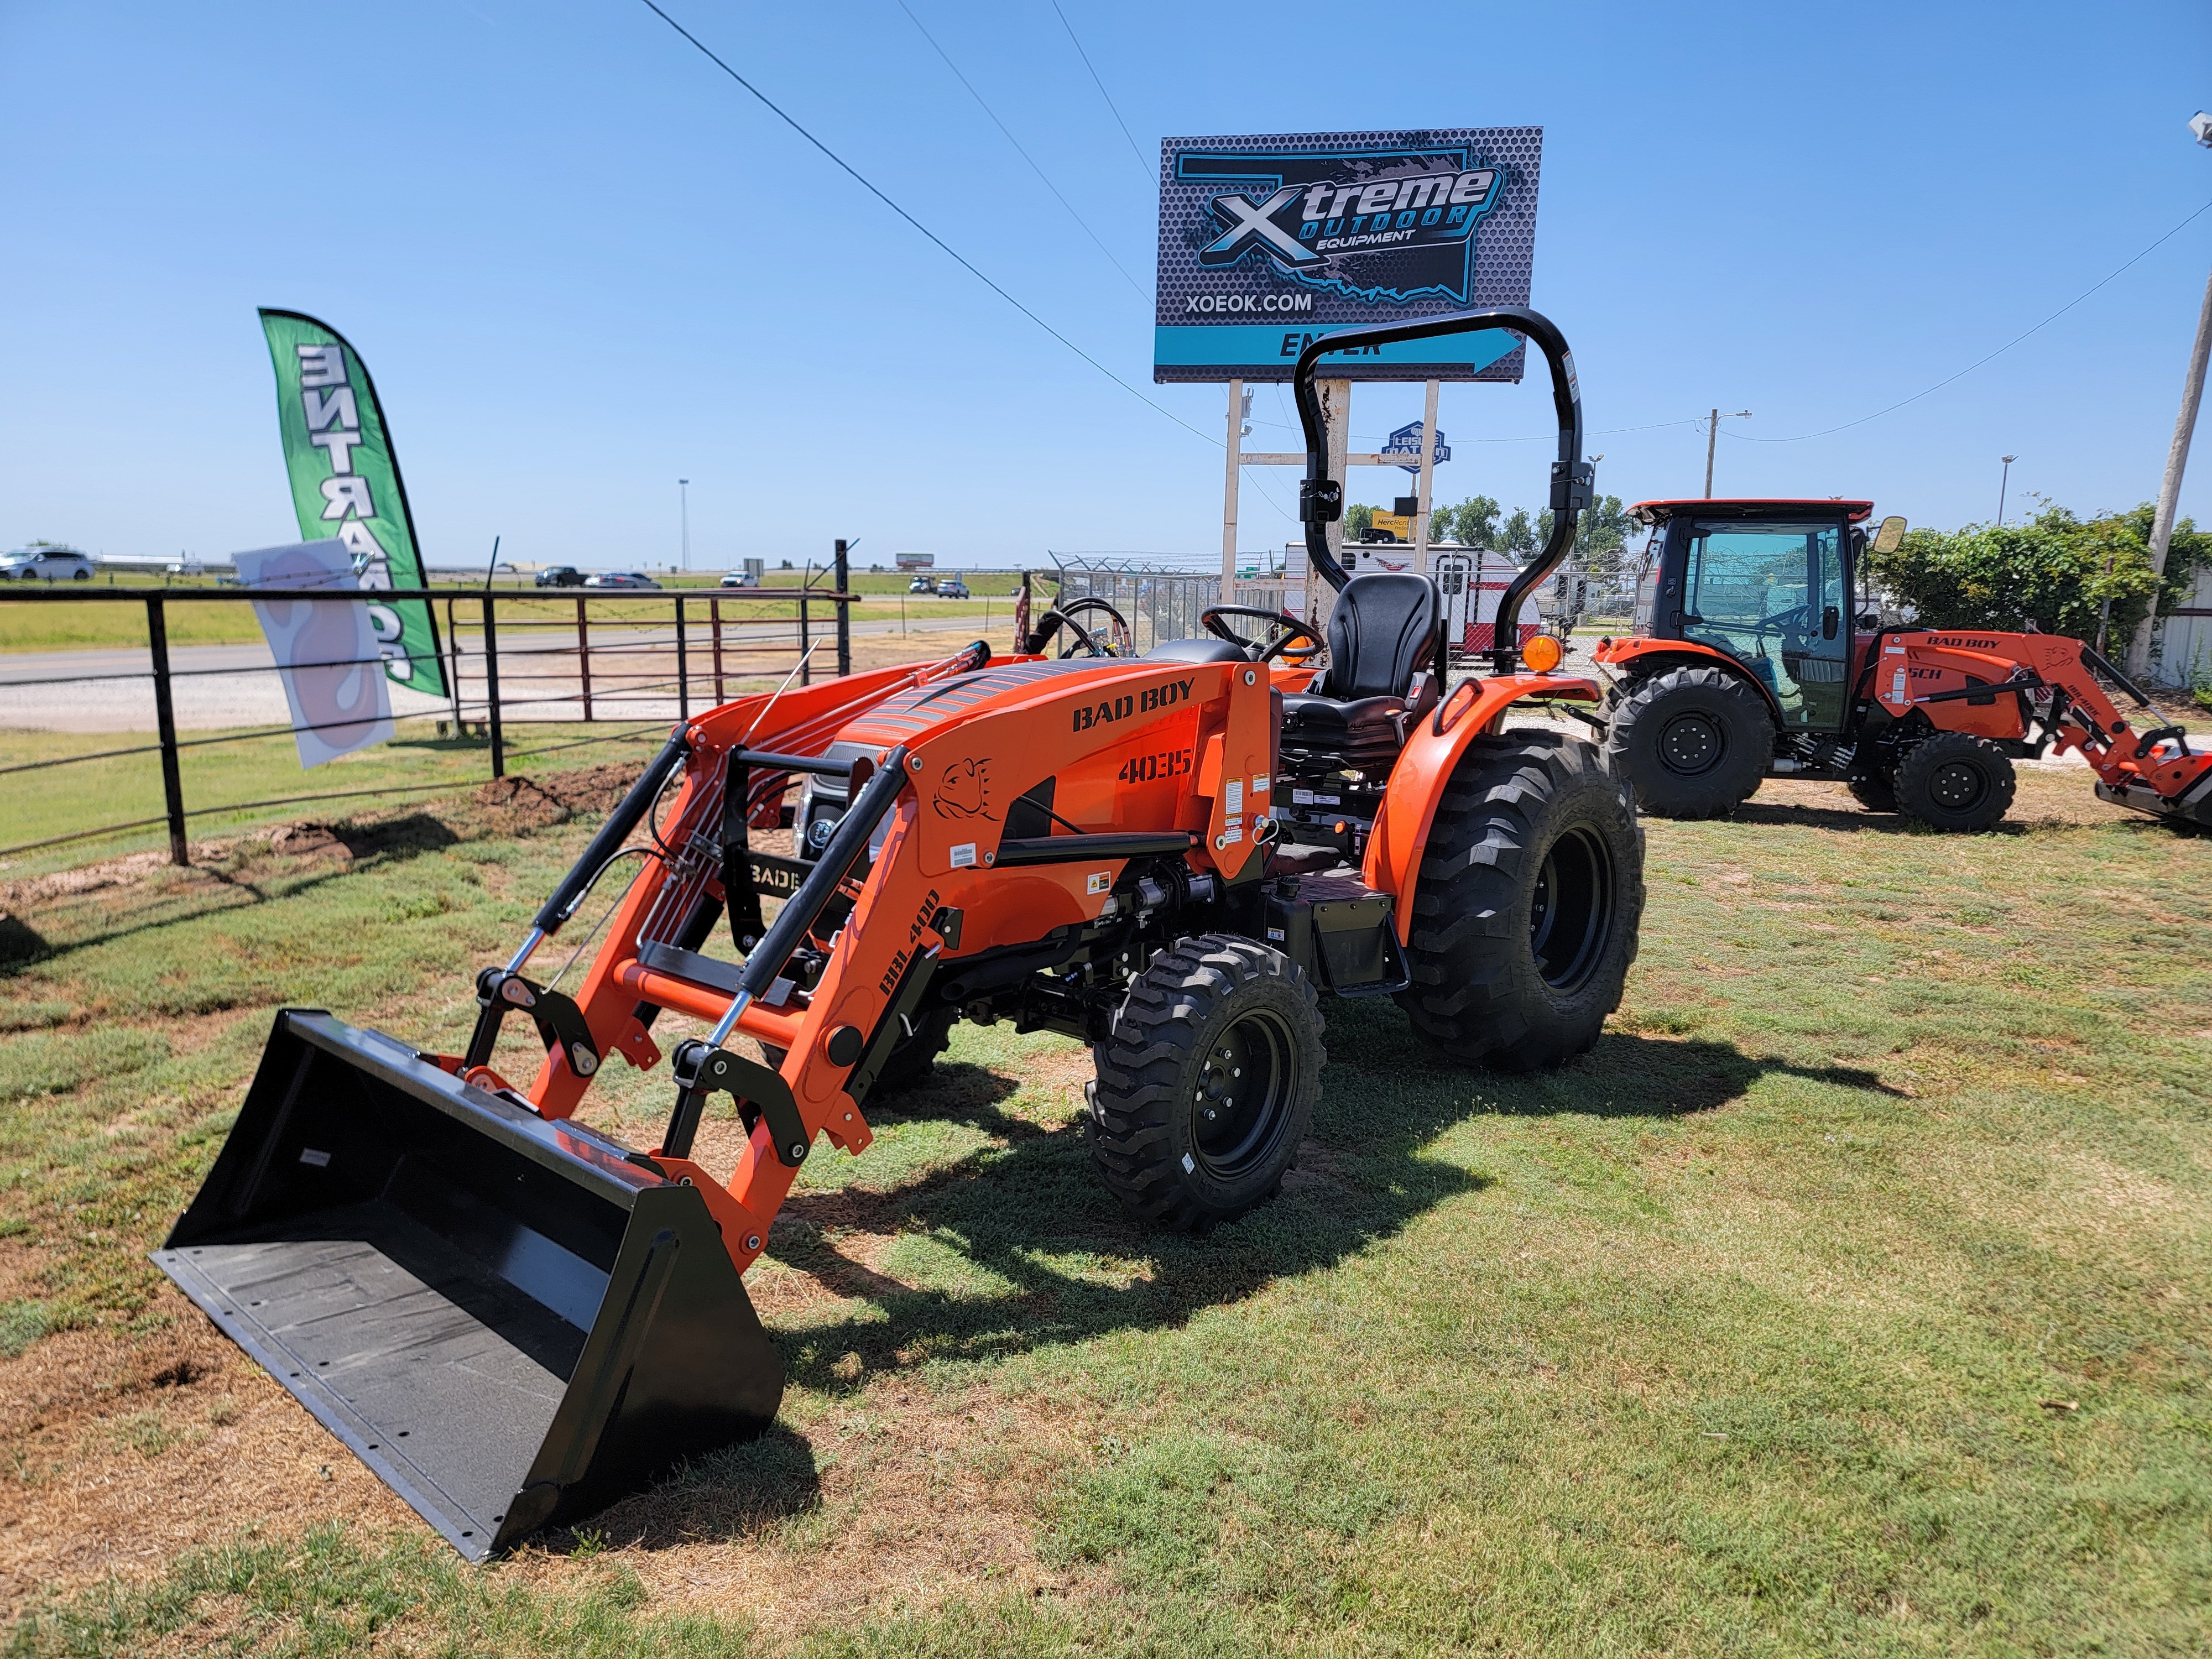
[1703, 409, 1752, 497]
[679, 479, 690, 573]
[1997, 455, 2017, 526]
[2127, 111, 2212, 679]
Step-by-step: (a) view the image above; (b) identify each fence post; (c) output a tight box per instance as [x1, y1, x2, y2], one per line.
[146, 597, 189, 867]
[675, 594, 688, 723]
[834, 538, 852, 677]
[483, 593, 505, 780]
[444, 594, 466, 731]
[799, 591, 811, 685]
[576, 596, 593, 722]
[711, 597, 726, 704]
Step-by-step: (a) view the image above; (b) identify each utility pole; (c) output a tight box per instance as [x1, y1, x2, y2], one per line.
[2127, 113, 2212, 679]
[1997, 455, 2018, 526]
[679, 478, 691, 573]
[1703, 409, 1752, 497]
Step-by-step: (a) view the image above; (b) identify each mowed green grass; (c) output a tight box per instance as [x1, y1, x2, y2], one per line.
[1, 764, 2208, 1655]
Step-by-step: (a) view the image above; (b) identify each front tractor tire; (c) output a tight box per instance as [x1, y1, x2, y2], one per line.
[1893, 731, 2016, 832]
[1604, 665, 1774, 818]
[1399, 732, 1644, 1072]
[1088, 935, 1324, 1232]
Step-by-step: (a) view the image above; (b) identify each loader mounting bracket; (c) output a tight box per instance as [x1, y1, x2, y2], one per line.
[466, 967, 601, 1082]
[663, 1039, 811, 1168]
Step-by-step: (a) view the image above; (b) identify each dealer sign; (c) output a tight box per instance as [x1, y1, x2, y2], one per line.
[1154, 128, 1542, 384]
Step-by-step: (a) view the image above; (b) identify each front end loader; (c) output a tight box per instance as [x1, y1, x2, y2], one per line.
[157, 309, 1646, 1557]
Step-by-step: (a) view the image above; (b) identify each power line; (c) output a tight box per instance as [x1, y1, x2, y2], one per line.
[893, 0, 1147, 299]
[1046, 0, 1151, 186]
[632, 0, 1214, 445]
[1726, 196, 2212, 444]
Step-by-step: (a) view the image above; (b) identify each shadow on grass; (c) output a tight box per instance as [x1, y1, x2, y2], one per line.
[522, 1003, 1925, 1551]
[551, 1425, 827, 1552]
[748, 999, 1911, 1403]
[0, 812, 462, 971]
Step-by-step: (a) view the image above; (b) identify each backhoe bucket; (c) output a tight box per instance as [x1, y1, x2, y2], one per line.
[155, 1010, 782, 1559]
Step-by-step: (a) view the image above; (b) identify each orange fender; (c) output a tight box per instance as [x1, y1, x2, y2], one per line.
[1364, 675, 1603, 942]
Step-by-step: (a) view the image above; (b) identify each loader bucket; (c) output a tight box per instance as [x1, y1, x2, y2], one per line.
[155, 1010, 783, 1559]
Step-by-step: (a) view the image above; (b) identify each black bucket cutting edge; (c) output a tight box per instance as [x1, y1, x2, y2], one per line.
[155, 1009, 784, 1559]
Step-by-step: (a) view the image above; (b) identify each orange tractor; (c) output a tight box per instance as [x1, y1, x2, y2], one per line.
[1590, 498, 2211, 832]
[154, 310, 1644, 1557]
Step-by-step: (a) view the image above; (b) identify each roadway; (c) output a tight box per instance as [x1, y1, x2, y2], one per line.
[0, 611, 999, 732]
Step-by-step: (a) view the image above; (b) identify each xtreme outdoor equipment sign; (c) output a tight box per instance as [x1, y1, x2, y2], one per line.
[1154, 128, 1542, 384]
[258, 309, 447, 698]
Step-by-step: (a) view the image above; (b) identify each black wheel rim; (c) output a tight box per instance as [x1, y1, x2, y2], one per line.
[1929, 759, 1987, 811]
[1530, 826, 1614, 994]
[1657, 711, 1724, 776]
[1191, 1009, 1295, 1181]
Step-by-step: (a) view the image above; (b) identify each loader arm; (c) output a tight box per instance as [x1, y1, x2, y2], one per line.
[528, 651, 1279, 1276]
[1887, 630, 2212, 827]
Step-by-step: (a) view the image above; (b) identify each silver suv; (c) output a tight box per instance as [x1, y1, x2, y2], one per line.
[0, 546, 93, 581]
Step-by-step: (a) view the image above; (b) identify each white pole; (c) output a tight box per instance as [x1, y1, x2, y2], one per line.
[1322, 378, 1350, 618]
[1412, 378, 1440, 576]
[1221, 378, 1243, 593]
[2127, 260, 2212, 679]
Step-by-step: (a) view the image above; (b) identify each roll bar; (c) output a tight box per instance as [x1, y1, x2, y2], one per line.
[1292, 307, 1591, 675]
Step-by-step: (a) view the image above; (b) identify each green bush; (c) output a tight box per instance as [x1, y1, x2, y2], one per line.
[1865, 503, 2211, 644]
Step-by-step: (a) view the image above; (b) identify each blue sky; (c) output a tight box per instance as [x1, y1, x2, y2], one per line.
[3, 0, 2209, 570]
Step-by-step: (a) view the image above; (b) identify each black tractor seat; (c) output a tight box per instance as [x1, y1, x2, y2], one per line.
[1279, 573, 1441, 771]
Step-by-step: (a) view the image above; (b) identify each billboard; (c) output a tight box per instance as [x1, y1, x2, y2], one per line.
[1154, 128, 1542, 384]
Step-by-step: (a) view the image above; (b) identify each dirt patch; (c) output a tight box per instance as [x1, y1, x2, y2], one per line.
[1, 759, 654, 921]
[523, 1380, 1097, 1640]
[472, 763, 641, 831]
[0, 1286, 414, 1613]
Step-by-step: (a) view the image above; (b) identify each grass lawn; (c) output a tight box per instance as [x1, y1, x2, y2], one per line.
[0, 722, 668, 877]
[0, 760, 2206, 1655]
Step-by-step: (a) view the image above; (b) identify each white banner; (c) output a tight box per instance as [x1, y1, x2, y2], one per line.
[232, 541, 394, 768]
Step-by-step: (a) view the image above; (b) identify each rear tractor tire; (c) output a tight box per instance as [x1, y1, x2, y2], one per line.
[1893, 731, 2015, 833]
[1603, 666, 1774, 818]
[1399, 732, 1644, 1071]
[1087, 934, 1324, 1232]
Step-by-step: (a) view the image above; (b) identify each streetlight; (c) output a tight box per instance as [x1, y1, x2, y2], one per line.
[1997, 456, 2018, 526]
[679, 479, 690, 573]
[2126, 112, 2212, 677]
[1703, 409, 1752, 497]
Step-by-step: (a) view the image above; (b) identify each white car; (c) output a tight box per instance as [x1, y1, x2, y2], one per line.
[718, 571, 760, 588]
[0, 547, 93, 581]
[583, 571, 662, 591]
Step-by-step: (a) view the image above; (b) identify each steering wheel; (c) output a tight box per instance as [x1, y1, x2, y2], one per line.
[1026, 596, 1130, 658]
[1745, 604, 1812, 638]
[1202, 606, 1326, 666]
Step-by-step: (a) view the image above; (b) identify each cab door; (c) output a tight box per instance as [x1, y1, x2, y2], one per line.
[1677, 517, 1850, 731]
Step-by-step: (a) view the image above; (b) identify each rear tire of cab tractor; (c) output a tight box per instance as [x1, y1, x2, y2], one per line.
[1604, 666, 1773, 818]
[1893, 731, 2016, 833]
[1399, 732, 1644, 1072]
[1087, 934, 1324, 1232]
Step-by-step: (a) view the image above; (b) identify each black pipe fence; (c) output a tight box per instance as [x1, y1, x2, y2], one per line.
[1, 572, 858, 868]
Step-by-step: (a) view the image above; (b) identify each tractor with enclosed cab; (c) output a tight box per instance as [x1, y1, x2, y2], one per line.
[1590, 497, 2210, 832]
